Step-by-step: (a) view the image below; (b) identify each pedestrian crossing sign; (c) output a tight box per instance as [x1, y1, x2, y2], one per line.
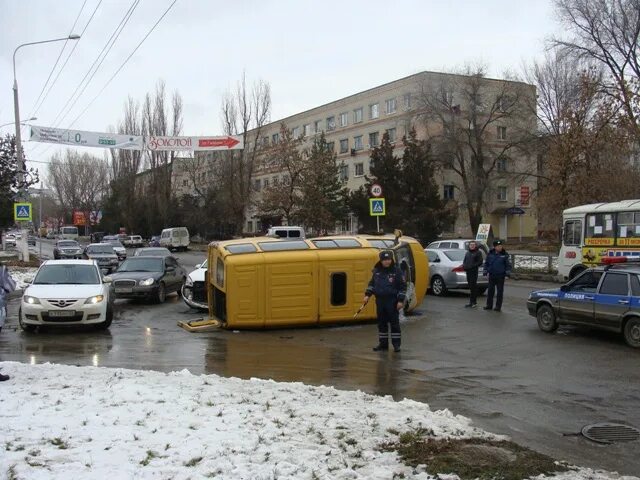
[14, 202, 32, 222]
[369, 198, 386, 216]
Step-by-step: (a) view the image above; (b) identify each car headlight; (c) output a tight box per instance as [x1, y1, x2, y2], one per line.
[139, 278, 155, 286]
[85, 295, 104, 304]
[24, 295, 40, 305]
[185, 276, 193, 287]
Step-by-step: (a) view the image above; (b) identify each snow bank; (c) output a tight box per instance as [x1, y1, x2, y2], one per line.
[7, 267, 38, 290]
[0, 362, 635, 479]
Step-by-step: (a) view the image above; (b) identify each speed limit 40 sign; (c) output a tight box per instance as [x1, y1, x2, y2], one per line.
[370, 184, 383, 197]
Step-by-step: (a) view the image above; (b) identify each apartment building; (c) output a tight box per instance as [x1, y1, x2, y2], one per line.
[208, 71, 538, 241]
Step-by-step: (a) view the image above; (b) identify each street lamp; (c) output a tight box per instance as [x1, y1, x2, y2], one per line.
[0, 117, 37, 129]
[12, 34, 80, 261]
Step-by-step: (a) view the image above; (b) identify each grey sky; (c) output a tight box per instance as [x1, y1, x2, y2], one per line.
[0, 0, 560, 172]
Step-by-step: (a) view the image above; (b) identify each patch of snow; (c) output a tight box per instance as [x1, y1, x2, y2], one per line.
[0, 362, 636, 479]
[6, 267, 38, 290]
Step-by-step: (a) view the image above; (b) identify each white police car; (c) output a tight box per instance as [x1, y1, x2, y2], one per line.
[527, 257, 640, 348]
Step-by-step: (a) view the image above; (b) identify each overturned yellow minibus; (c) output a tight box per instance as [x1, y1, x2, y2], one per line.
[203, 234, 428, 329]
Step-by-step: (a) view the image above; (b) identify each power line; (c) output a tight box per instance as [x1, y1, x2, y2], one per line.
[49, 0, 141, 129]
[67, 0, 179, 129]
[31, 0, 103, 119]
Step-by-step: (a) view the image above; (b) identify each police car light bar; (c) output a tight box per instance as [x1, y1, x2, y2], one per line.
[601, 256, 640, 264]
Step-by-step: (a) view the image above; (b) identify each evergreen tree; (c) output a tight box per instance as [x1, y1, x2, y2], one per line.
[298, 133, 349, 234]
[0, 134, 38, 229]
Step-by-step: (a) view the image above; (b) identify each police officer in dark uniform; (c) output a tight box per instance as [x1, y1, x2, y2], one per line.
[364, 250, 407, 352]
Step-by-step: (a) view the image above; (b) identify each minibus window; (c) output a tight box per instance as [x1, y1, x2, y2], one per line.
[288, 230, 301, 238]
[259, 241, 309, 251]
[563, 220, 582, 246]
[216, 258, 224, 287]
[225, 244, 257, 254]
[313, 240, 338, 249]
[331, 273, 347, 306]
[334, 239, 361, 248]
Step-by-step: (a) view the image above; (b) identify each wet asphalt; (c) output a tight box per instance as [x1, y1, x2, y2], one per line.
[1, 244, 639, 475]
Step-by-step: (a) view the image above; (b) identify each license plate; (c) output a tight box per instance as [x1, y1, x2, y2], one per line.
[48, 310, 76, 317]
[116, 288, 133, 293]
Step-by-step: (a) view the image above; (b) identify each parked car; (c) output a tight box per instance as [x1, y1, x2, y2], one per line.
[427, 239, 489, 256]
[160, 227, 190, 251]
[27, 235, 37, 246]
[18, 260, 113, 331]
[527, 262, 640, 348]
[102, 237, 127, 261]
[46, 231, 56, 239]
[425, 248, 488, 297]
[83, 243, 120, 273]
[123, 235, 144, 248]
[266, 226, 306, 239]
[4, 233, 16, 247]
[110, 256, 187, 303]
[182, 259, 208, 310]
[133, 247, 173, 257]
[148, 235, 161, 247]
[53, 240, 84, 259]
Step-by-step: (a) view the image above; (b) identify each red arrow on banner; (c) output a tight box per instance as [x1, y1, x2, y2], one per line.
[198, 137, 240, 149]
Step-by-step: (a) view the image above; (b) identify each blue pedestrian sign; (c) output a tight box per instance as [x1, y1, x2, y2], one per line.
[14, 202, 32, 222]
[369, 198, 386, 217]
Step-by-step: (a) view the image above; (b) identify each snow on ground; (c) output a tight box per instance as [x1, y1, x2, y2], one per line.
[6, 267, 38, 290]
[0, 362, 636, 480]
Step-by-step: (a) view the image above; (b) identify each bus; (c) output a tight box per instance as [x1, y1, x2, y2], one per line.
[559, 199, 640, 280]
[60, 225, 79, 240]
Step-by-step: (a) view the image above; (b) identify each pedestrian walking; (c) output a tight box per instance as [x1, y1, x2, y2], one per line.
[463, 241, 484, 308]
[364, 250, 407, 352]
[483, 240, 511, 312]
[0, 264, 17, 382]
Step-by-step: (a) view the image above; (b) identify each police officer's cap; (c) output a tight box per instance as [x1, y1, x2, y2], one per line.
[379, 250, 393, 261]
[493, 240, 503, 246]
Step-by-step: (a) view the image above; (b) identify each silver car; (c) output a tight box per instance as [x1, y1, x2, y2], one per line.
[425, 248, 488, 296]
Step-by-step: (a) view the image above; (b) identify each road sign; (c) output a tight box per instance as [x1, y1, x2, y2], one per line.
[14, 202, 32, 222]
[370, 184, 383, 197]
[369, 198, 386, 216]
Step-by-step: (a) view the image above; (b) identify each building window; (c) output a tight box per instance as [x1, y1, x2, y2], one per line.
[339, 112, 348, 127]
[261, 136, 269, 146]
[443, 185, 455, 200]
[292, 126, 300, 137]
[369, 103, 379, 119]
[182, 179, 188, 187]
[326, 141, 335, 152]
[403, 93, 411, 109]
[247, 221, 253, 232]
[303, 124, 311, 137]
[497, 186, 507, 201]
[314, 120, 322, 133]
[386, 128, 396, 142]
[353, 107, 363, 123]
[354, 163, 365, 177]
[353, 135, 363, 151]
[272, 176, 279, 185]
[497, 126, 507, 140]
[263, 178, 269, 189]
[385, 98, 397, 114]
[339, 138, 349, 154]
[368, 132, 379, 148]
[326, 116, 336, 131]
[271, 133, 280, 144]
[253, 179, 261, 191]
[497, 157, 507, 172]
[339, 164, 349, 181]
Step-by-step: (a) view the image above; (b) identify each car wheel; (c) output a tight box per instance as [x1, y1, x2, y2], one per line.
[431, 276, 448, 296]
[18, 308, 37, 333]
[156, 282, 166, 303]
[536, 304, 558, 333]
[623, 317, 640, 348]
[477, 287, 487, 296]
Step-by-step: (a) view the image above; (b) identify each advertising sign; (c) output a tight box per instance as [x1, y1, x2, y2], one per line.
[515, 186, 531, 207]
[72, 211, 86, 226]
[476, 223, 492, 242]
[147, 135, 243, 151]
[30, 125, 143, 150]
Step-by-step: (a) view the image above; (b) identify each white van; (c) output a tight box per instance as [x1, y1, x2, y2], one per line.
[160, 227, 190, 251]
[266, 226, 306, 239]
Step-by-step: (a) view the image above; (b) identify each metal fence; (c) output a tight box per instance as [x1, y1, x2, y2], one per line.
[511, 254, 558, 274]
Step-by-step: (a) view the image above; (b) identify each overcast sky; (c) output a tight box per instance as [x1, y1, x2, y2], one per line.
[0, 0, 561, 173]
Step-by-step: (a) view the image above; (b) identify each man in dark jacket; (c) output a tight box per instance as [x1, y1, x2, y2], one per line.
[483, 240, 512, 312]
[463, 241, 484, 308]
[364, 250, 407, 352]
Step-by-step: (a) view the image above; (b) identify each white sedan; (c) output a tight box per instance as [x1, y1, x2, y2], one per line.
[19, 260, 114, 331]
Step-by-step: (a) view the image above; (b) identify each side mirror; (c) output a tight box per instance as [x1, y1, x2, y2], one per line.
[24, 277, 33, 284]
[433, 258, 440, 263]
[103, 276, 113, 284]
[560, 285, 570, 292]
[166, 266, 176, 272]
[195, 263, 202, 269]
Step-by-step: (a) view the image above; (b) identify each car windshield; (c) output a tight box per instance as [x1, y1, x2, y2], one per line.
[106, 240, 124, 248]
[34, 264, 100, 285]
[59, 241, 78, 248]
[87, 245, 115, 254]
[117, 257, 163, 272]
[444, 250, 466, 261]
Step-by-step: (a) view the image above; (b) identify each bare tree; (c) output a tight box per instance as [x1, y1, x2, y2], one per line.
[417, 65, 536, 234]
[218, 73, 271, 232]
[553, 0, 640, 138]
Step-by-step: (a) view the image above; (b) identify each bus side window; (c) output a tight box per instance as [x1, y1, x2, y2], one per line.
[586, 213, 615, 239]
[617, 211, 640, 239]
[563, 220, 582, 246]
[330, 273, 347, 306]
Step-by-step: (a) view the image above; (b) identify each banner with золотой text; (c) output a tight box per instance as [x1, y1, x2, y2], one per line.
[146, 135, 243, 151]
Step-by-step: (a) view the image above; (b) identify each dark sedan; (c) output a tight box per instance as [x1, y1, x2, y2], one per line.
[109, 256, 187, 303]
[83, 243, 120, 273]
[53, 240, 84, 259]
